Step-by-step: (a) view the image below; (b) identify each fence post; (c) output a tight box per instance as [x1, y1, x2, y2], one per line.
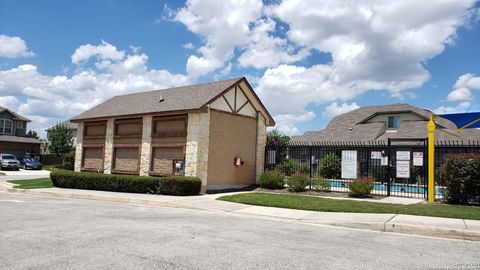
[427, 116, 436, 203]
[309, 146, 313, 190]
[387, 138, 391, 197]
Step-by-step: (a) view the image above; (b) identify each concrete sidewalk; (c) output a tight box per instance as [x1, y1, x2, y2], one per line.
[5, 186, 480, 241]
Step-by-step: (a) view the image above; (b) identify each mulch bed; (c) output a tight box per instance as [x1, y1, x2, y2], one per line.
[253, 187, 385, 200]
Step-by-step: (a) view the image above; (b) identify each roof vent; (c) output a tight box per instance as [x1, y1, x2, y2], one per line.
[159, 95, 165, 103]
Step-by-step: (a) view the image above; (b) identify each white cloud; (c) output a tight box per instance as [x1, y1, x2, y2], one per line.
[0, 41, 189, 137]
[182, 42, 194, 49]
[173, 0, 309, 77]
[323, 102, 360, 119]
[447, 87, 472, 102]
[0, 35, 34, 58]
[272, 111, 316, 135]
[437, 73, 480, 114]
[71, 40, 125, 64]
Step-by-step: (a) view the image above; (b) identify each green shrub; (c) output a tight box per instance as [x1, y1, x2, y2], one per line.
[311, 178, 330, 192]
[157, 176, 202, 196]
[50, 170, 201, 196]
[57, 150, 75, 171]
[287, 173, 309, 192]
[348, 177, 374, 198]
[259, 171, 285, 189]
[278, 158, 309, 176]
[319, 153, 341, 179]
[438, 154, 480, 205]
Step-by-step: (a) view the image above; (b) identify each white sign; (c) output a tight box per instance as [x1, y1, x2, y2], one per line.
[413, 152, 423, 166]
[396, 160, 410, 178]
[341, 150, 357, 179]
[381, 156, 388, 166]
[371, 151, 382, 159]
[396, 151, 410, 161]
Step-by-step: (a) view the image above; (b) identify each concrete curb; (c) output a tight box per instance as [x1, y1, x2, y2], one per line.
[5, 187, 480, 241]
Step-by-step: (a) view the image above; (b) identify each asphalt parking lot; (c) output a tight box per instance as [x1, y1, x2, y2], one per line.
[1, 192, 479, 270]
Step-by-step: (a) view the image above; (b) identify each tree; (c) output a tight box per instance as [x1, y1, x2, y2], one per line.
[47, 123, 74, 158]
[267, 129, 290, 145]
[26, 130, 39, 139]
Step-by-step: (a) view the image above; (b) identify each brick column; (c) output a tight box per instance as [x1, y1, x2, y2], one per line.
[139, 116, 153, 176]
[103, 119, 114, 174]
[255, 114, 267, 183]
[185, 111, 210, 189]
[74, 122, 84, 172]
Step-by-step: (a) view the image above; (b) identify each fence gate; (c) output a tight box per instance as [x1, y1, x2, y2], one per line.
[386, 138, 428, 199]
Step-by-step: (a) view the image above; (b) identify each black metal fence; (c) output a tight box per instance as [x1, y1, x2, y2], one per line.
[265, 139, 480, 199]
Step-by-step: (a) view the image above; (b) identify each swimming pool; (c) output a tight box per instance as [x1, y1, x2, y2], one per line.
[329, 180, 446, 195]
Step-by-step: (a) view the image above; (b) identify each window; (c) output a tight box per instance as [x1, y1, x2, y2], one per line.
[388, 116, 400, 129]
[16, 121, 26, 129]
[0, 119, 13, 134]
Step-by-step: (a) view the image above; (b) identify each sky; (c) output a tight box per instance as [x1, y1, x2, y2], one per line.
[0, 0, 479, 138]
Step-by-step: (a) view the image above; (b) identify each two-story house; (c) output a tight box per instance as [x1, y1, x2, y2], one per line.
[0, 106, 41, 157]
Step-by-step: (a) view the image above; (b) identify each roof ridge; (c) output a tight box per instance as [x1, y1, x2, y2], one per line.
[111, 77, 244, 99]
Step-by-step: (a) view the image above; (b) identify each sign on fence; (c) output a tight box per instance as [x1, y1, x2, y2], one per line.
[371, 151, 382, 159]
[396, 151, 410, 160]
[413, 152, 423, 166]
[341, 150, 357, 179]
[396, 160, 410, 178]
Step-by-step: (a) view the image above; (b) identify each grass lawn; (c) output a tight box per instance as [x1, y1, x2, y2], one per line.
[218, 192, 480, 221]
[0, 172, 5, 176]
[8, 178, 53, 189]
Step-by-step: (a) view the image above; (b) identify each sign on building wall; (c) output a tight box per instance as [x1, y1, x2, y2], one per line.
[396, 151, 410, 161]
[396, 160, 410, 178]
[341, 150, 357, 179]
[413, 152, 423, 166]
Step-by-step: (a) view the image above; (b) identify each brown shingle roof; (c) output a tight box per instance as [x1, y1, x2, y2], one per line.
[0, 135, 41, 144]
[71, 77, 244, 121]
[0, 106, 30, 122]
[292, 103, 480, 143]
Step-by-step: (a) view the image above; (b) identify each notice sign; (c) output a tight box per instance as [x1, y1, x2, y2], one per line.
[413, 152, 423, 166]
[381, 157, 388, 166]
[396, 151, 410, 161]
[396, 160, 410, 178]
[371, 151, 382, 159]
[341, 150, 357, 179]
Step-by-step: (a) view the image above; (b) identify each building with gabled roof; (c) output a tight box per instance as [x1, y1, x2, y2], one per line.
[0, 106, 41, 157]
[71, 77, 275, 192]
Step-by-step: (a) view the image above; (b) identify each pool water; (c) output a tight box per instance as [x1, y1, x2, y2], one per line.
[329, 180, 446, 195]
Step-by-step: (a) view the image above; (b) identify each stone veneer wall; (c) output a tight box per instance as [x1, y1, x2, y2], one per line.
[184, 111, 210, 187]
[139, 116, 152, 176]
[74, 122, 84, 172]
[102, 119, 114, 174]
[255, 113, 267, 183]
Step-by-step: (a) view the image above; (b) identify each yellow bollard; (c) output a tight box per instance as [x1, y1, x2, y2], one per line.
[427, 115, 436, 203]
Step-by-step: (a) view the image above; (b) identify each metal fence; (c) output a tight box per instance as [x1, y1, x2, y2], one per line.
[264, 139, 480, 199]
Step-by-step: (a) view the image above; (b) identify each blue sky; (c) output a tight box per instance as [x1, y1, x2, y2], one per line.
[0, 0, 479, 137]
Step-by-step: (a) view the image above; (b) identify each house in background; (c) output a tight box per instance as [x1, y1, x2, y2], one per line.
[0, 106, 42, 157]
[70, 77, 275, 192]
[46, 120, 79, 146]
[292, 103, 480, 143]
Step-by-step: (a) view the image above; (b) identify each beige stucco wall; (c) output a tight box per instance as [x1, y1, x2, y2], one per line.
[255, 113, 267, 183]
[139, 116, 152, 176]
[74, 122, 84, 172]
[185, 111, 210, 188]
[206, 110, 257, 189]
[103, 119, 114, 174]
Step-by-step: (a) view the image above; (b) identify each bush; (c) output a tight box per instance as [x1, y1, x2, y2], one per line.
[50, 170, 201, 196]
[58, 150, 75, 171]
[287, 173, 309, 192]
[259, 171, 285, 189]
[319, 153, 341, 179]
[278, 158, 309, 176]
[348, 177, 374, 198]
[311, 178, 330, 192]
[438, 154, 480, 205]
[157, 176, 202, 196]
